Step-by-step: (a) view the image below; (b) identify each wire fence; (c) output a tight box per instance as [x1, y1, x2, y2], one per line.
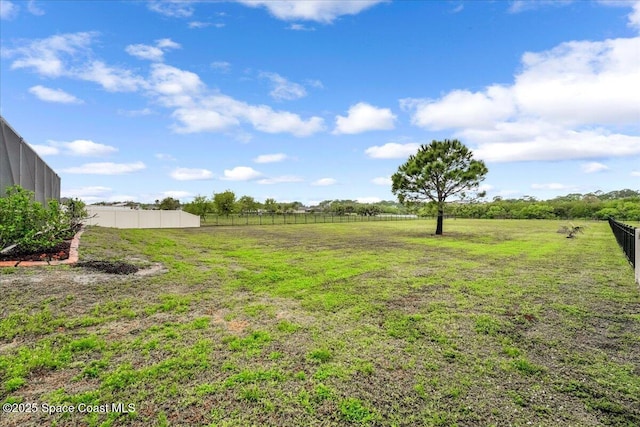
[608, 218, 636, 268]
[202, 213, 420, 227]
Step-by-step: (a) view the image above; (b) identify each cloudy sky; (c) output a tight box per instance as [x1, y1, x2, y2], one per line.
[1, 0, 639, 205]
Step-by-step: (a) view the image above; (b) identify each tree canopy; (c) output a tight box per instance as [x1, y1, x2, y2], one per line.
[213, 190, 237, 216]
[392, 139, 488, 235]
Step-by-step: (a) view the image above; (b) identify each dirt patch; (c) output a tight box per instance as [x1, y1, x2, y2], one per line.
[74, 260, 139, 275]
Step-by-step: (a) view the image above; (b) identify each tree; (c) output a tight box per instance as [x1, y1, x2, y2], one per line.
[263, 198, 277, 214]
[158, 197, 181, 210]
[237, 195, 259, 214]
[213, 190, 236, 216]
[391, 139, 488, 235]
[183, 195, 211, 220]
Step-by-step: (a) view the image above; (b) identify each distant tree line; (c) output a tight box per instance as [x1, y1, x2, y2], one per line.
[420, 189, 640, 221]
[180, 192, 411, 220]
[92, 188, 640, 222]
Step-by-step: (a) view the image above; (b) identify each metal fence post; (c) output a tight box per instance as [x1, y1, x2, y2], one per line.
[636, 228, 639, 285]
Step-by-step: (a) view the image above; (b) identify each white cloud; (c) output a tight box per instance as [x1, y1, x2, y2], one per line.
[149, 63, 204, 106]
[126, 44, 164, 61]
[401, 86, 514, 130]
[29, 144, 59, 156]
[3, 32, 96, 77]
[118, 108, 154, 117]
[211, 61, 231, 72]
[171, 108, 239, 133]
[162, 190, 192, 199]
[147, 0, 195, 17]
[631, 171, 640, 177]
[260, 72, 307, 101]
[181, 94, 325, 136]
[4, 32, 145, 91]
[334, 102, 396, 134]
[371, 176, 391, 186]
[63, 161, 146, 175]
[188, 21, 212, 28]
[79, 60, 146, 92]
[170, 167, 214, 181]
[156, 38, 180, 49]
[471, 126, 640, 162]
[27, 1, 44, 16]
[311, 178, 337, 186]
[508, 0, 574, 13]
[365, 142, 420, 159]
[32, 139, 118, 156]
[5, 34, 324, 138]
[257, 176, 303, 184]
[155, 153, 177, 161]
[531, 183, 574, 190]
[62, 186, 112, 199]
[404, 34, 640, 162]
[288, 23, 315, 31]
[630, 1, 640, 30]
[236, 0, 387, 23]
[222, 166, 262, 181]
[581, 162, 609, 173]
[126, 38, 180, 62]
[254, 153, 288, 163]
[478, 184, 494, 192]
[305, 79, 324, 89]
[29, 85, 83, 104]
[58, 140, 118, 156]
[0, 0, 18, 19]
[356, 197, 382, 204]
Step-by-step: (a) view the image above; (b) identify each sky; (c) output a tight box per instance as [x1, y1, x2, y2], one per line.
[1, 0, 639, 205]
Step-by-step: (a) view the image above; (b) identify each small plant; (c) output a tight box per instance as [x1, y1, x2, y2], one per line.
[339, 397, 377, 424]
[557, 223, 585, 238]
[0, 186, 88, 254]
[308, 348, 332, 363]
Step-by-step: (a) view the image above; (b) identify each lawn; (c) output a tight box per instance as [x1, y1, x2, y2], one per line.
[1, 219, 639, 426]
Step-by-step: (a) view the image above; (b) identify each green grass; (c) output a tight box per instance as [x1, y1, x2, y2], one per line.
[1, 219, 639, 426]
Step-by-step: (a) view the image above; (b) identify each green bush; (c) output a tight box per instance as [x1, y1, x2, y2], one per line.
[0, 186, 86, 253]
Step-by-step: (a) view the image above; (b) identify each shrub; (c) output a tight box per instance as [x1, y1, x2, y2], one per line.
[0, 186, 86, 253]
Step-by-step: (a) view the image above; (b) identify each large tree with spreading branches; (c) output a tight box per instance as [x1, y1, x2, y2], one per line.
[392, 139, 488, 235]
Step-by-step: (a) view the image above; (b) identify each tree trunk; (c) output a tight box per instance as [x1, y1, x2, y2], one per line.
[436, 206, 444, 235]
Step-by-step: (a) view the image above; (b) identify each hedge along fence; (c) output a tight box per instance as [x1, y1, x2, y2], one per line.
[608, 218, 640, 284]
[202, 213, 420, 226]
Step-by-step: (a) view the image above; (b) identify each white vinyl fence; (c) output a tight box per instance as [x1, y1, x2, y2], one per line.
[85, 206, 200, 229]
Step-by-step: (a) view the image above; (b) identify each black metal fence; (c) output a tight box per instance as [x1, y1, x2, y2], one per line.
[608, 218, 636, 268]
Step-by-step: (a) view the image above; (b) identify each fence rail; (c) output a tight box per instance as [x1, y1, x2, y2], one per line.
[202, 213, 420, 227]
[608, 218, 636, 268]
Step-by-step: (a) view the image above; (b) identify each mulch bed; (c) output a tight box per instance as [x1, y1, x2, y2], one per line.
[0, 240, 71, 262]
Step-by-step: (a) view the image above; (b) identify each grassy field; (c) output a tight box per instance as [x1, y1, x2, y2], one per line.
[1, 219, 639, 426]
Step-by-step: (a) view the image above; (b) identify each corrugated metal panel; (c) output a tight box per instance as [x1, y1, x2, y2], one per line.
[0, 115, 61, 203]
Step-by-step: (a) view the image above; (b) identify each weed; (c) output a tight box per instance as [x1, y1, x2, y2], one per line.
[512, 358, 546, 376]
[308, 348, 332, 363]
[339, 397, 378, 424]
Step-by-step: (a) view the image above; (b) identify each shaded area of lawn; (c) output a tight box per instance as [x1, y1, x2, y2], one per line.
[1, 219, 639, 426]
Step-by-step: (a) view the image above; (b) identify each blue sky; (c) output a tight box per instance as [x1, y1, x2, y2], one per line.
[1, 0, 639, 205]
